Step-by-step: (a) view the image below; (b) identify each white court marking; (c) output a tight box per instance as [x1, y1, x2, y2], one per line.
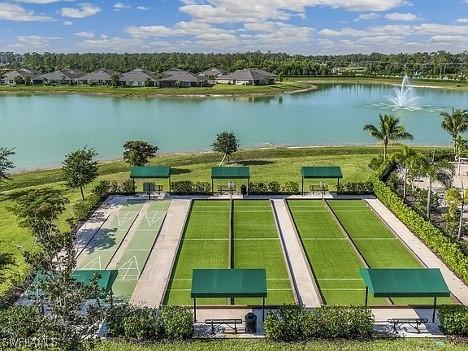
[119, 255, 141, 280]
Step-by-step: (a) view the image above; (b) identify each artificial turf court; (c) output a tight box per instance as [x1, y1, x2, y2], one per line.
[77, 200, 145, 271]
[165, 200, 230, 305]
[232, 200, 294, 305]
[165, 200, 294, 306]
[287, 200, 382, 306]
[111, 200, 170, 301]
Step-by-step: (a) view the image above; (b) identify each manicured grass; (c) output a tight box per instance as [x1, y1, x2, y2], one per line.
[165, 200, 229, 305]
[96, 339, 467, 351]
[0, 81, 314, 97]
[327, 200, 454, 305]
[233, 200, 294, 305]
[288, 200, 383, 305]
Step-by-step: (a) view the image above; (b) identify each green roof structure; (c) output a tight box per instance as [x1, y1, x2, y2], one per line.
[360, 268, 451, 321]
[211, 166, 250, 179]
[191, 269, 267, 321]
[300, 166, 343, 178]
[300, 166, 343, 195]
[130, 166, 171, 178]
[72, 269, 119, 293]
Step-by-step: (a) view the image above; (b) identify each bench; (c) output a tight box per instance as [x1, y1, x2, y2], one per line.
[217, 185, 237, 195]
[310, 184, 329, 195]
[387, 318, 428, 333]
[205, 318, 243, 334]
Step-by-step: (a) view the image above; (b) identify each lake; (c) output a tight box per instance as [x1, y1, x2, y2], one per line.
[1, 84, 467, 170]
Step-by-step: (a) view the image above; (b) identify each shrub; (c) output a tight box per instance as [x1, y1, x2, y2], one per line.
[92, 180, 111, 196]
[0, 305, 46, 339]
[282, 181, 300, 194]
[439, 305, 468, 336]
[171, 181, 211, 194]
[160, 306, 193, 339]
[264, 306, 373, 341]
[120, 179, 135, 193]
[338, 182, 373, 195]
[268, 181, 281, 193]
[122, 308, 162, 341]
[191, 181, 211, 193]
[73, 193, 102, 221]
[371, 175, 468, 283]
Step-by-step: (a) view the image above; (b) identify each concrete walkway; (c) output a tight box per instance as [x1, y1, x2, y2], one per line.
[271, 199, 322, 307]
[130, 199, 191, 307]
[365, 198, 468, 305]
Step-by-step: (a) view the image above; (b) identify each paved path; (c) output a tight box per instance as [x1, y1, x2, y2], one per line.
[130, 199, 191, 307]
[365, 198, 468, 305]
[271, 199, 322, 307]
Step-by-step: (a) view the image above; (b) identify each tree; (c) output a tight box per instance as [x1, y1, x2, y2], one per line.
[454, 135, 467, 175]
[0, 147, 15, 185]
[111, 72, 120, 87]
[363, 114, 414, 160]
[14, 75, 25, 85]
[440, 108, 468, 154]
[278, 72, 284, 82]
[211, 131, 239, 165]
[123, 140, 158, 167]
[62, 147, 99, 200]
[444, 188, 462, 235]
[395, 146, 416, 199]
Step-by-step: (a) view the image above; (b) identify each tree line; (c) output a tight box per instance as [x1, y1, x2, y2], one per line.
[1, 51, 467, 79]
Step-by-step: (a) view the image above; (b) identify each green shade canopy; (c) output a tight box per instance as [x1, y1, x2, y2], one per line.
[130, 166, 171, 179]
[360, 268, 450, 298]
[72, 270, 118, 293]
[211, 166, 250, 179]
[300, 166, 343, 179]
[191, 269, 267, 298]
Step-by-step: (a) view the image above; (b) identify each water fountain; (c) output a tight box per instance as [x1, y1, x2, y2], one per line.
[388, 74, 420, 110]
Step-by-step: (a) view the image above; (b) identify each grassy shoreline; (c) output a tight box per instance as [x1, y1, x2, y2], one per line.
[0, 81, 315, 98]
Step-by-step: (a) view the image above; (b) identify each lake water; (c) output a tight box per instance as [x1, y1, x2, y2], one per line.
[1, 84, 467, 170]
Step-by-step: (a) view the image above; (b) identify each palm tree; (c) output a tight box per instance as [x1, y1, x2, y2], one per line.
[440, 108, 468, 153]
[364, 114, 414, 160]
[454, 135, 467, 175]
[395, 146, 416, 199]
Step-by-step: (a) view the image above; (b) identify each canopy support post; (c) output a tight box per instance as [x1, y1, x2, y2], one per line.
[169, 175, 171, 194]
[262, 297, 265, 321]
[365, 287, 368, 306]
[247, 179, 250, 195]
[193, 298, 197, 323]
[432, 297, 437, 323]
[301, 176, 304, 196]
[211, 178, 214, 195]
[337, 178, 340, 193]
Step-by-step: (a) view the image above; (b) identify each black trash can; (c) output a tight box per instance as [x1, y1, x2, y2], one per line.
[245, 312, 257, 334]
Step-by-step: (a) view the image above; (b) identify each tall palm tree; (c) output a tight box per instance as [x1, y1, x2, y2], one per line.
[454, 135, 467, 175]
[395, 146, 417, 199]
[363, 114, 414, 160]
[440, 108, 468, 153]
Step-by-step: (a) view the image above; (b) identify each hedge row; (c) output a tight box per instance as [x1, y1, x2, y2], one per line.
[371, 175, 468, 284]
[249, 181, 299, 194]
[106, 305, 193, 341]
[438, 305, 468, 336]
[170, 181, 211, 194]
[264, 306, 374, 341]
[337, 182, 374, 195]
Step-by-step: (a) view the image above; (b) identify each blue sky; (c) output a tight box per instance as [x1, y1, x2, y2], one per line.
[0, 0, 467, 54]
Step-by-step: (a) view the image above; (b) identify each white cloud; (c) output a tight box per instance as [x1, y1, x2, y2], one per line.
[353, 13, 380, 21]
[136, 6, 148, 11]
[60, 3, 101, 18]
[456, 18, 468, 23]
[15, 0, 67, 3]
[0, 2, 52, 21]
[63, 20, 72, 25]
[74, 31, 95, 38]
[384, 12, 421, 21]
[114, 2, 130, 10]
[13, 35, 61, 50]
[77, 37, 146, 52]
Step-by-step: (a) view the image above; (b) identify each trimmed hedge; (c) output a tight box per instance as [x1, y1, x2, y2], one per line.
[170, 181, 211, 194]
[439, 305, 468, 336]
[249, 181, 300, 194]
[264, 306, 374, 341]
[338, 182, 374, 195]
[371, 176, 468, 284]
[106, 305, 193, 340]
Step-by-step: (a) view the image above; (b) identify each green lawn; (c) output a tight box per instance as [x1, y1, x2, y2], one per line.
[164, 200, 230, 305]
[233, 200, 294, 305]
[287, 200, 383, 305]
[327, 200, 454, 305]
[96, 339, 467, 351]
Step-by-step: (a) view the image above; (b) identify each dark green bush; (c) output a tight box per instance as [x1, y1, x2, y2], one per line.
[371, 176, 468, 283]
[338, 182, 373, 195]
[171, 181, 211, 194]
[249, 182, 300, 194]
[264, 306, 373, 341]
[0, 305, 45, 339]
[282, 181, 300, 194]
[268, 181, 281, 193]
[160, 306, 193, 339]
[106, 305, 193, 340]
[120, 179, 135, 193]
[439, 305, 468, 336]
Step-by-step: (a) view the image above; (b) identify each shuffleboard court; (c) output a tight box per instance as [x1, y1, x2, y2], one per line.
[165, 200, 230, 305]
[233, 200, 294, 305]
[328, 200, 454, 305]
[112, 200, 170, 301]
[77, 201, 145, 271]
[288, 200, 383, 305]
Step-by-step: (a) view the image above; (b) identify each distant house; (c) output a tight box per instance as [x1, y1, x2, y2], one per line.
[41, 68, 82, 85]
[0, 68, 43, 85]
[198, 67, 227, 83]
[76, 68, 118, 85]
[119, 68, 158, 87]
[216, 68, 276, 85]
[159, 68, 208, 88]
